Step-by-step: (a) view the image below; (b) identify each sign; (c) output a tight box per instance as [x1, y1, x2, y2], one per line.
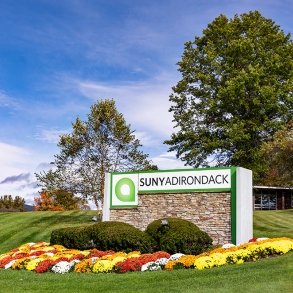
[111, 168, 231, 208]
[104, 167, 253, 245]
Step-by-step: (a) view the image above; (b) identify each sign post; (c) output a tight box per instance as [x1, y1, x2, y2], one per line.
[103, 167, 252, 245]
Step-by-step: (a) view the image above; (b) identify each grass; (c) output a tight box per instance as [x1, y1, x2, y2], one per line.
[0, 209, 292, 292]
[0, 210, 97, 254]
[253, 209, 293, 238]
[0, 252, 291, 293]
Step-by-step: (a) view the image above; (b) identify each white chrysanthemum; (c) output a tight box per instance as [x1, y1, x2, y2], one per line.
[4, 260, 16, 269]
[256, 238, 269, 242]
[44, 252, 54, 257]
[155, 257, 169, 266]
[51, 261, 73, 274]
[222, 243, 236, 249]
[169, 253, 185, 260]
[70, 259, 80, 265]
[141, 261, 154, 272]
[91, 257, 99, 263]
[141, 261, 161, 272]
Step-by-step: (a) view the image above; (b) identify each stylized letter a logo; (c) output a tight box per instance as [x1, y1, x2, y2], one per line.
[115, 178, 136, 202]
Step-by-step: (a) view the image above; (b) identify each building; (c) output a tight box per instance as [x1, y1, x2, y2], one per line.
[253, 186, 293, 210]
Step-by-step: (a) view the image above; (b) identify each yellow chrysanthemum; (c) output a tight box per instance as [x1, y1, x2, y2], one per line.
[111, 256, 126, 265]
[25, 259, 42, 271]
[92, 260, 114, 273]
[210, 252, 227, 267]
[164, 260, 178, 270]
[37, 246, 55, 252]
[53, 244, 66, 250]
[31, 242, 49, 249]
[102, 252, 127, 260]
[0, 253, 10, 261]
[63, 249, 80, 255]
[11, 257, 30, 270]
[127, 251, 141, 258]
[194, 256, 214, 270]
[74, 259, 93, 273]
[53, 253, 73, 259]
[177, 255, 198, 268]
[18, 246, 30, 253]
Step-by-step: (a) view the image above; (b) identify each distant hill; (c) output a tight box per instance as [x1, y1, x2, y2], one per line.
[24, 204, 34, 212]
[0, 204, 34, 212]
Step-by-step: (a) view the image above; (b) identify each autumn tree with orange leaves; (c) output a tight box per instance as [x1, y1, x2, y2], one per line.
[34, 190, 88, 211]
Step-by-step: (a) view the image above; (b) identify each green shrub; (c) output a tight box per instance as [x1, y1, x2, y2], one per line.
[50, 226, 93, 250]
[145, 217, 213, 255]
[50, 221, 154, 253]
[89, 221, 154, 253]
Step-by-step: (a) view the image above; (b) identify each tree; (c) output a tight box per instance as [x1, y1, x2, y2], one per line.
[259, 121, 293, 186]
[34, 191, 63, 211]
[165, 11, 293, 179]
[34, 190, 87, 211]
[36, 99, 155, 209]
[0, 195, 25, 212]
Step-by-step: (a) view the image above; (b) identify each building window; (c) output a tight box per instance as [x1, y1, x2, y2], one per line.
[254, 192, 277, 210]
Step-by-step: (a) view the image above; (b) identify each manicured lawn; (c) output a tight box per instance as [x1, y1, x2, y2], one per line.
[254, 209, 293, 238]
[0, 210, 97, 253]
[0, 210, 292, 292]
[1, 209, 292, 253]
[0, 252, 291, 293]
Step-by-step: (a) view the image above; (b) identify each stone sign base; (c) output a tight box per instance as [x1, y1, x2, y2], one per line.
[110, 192, 231, 245]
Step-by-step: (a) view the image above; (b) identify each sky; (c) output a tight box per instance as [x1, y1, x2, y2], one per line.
[0, 0, 292, 207]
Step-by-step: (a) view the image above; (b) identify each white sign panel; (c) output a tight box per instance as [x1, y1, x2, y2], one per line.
[138, 169, 231, 192]
[111, 169, 231, 207]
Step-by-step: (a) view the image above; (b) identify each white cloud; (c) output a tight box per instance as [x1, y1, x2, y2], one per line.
[35, 128, 69, 144]
[0, 180, 39, 205]
[67, 73, 179, 139]
[135, 131, 157, 147]
[35, 162, 53, 173]
[0, 91, 19, 109]
[0, 142, 53, 204]
[151, 151, 187, 170]
[0, 142, 32, 180]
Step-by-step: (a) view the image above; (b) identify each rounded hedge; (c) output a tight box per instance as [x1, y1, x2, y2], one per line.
[89, 221, 154, 253]
[145, 217, 213, 255]
[50, 226, 93, 250]
[50, 221, 154, 253]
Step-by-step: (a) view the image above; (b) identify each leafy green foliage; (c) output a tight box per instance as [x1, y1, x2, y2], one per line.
[50, 221, 154, 253]
[0, 195, 25, 212]
[166, 11, 293, 179]
[89, 221, 154, 253]
[34, 190, 87, 211]
[146, 218, 213, 254]
[50, 226, 93, 250]
[36, 99, 155, 209]
[259, 121, 293, 186]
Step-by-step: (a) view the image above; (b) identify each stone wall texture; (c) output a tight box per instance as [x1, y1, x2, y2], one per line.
[110, 192, 231, 244]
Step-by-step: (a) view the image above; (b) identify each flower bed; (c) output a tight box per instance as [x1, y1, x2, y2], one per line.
[0, 238, 292, 274]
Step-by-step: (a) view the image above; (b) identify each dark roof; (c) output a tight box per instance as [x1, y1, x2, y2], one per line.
[253, 185, 293, 190]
